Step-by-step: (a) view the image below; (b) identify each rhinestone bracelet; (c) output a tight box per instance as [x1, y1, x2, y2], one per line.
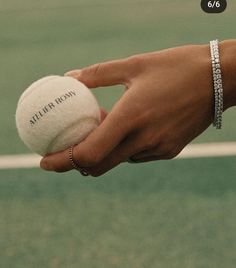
[210, 39, 223, 129]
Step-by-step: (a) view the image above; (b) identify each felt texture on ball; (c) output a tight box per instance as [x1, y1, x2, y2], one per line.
[16, 75, 100, 156]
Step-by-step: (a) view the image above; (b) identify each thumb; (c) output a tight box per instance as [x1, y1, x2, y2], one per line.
[65, 58, 131, 88]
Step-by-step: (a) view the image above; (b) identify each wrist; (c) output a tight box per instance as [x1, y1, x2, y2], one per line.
[219, 40, 236, 109]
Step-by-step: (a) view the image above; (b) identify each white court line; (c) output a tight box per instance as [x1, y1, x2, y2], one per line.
[177, 142, 236, 159]
[0, 154, 41, 169]
[0, 142, 236, 169]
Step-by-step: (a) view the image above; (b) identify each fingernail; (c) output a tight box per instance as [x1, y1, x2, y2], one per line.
[40, 158, 53, 171]
[64, 69, 81, 77]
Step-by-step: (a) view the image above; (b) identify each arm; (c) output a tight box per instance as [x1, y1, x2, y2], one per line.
[40, 40, 236, 176]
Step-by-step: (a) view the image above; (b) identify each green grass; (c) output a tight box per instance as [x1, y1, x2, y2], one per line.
[1, 0, 236, 267]
[1, 157, 236, 267]
[0, 0, 236, 153]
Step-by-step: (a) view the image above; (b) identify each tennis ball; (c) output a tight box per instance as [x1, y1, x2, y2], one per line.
[16, 75, 100, 156]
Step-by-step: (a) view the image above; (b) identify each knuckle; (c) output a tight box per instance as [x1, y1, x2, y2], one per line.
[126, 55, 144, 75]
[75, 146, 102, 167]
[90, 63, 102, 76]
[82, 63, 101, 76]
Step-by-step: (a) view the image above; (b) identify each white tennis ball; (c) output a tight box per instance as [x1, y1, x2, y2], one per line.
[16, 75, 100, 156]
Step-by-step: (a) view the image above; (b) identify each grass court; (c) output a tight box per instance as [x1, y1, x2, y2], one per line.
[0, 1, 236, 267]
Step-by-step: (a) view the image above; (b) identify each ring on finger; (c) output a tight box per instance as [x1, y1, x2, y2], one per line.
[68, 145, 89, 176]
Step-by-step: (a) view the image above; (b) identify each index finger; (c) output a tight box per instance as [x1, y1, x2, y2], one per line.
[65, 58, 131, 88]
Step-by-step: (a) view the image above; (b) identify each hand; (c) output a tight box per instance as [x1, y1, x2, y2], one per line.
[41, 44, 216, 176]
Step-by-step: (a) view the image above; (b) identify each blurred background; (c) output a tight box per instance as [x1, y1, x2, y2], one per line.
[0, 0, 236, 267]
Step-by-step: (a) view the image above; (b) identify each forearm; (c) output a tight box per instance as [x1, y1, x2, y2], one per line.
[220, 39, 236, 109]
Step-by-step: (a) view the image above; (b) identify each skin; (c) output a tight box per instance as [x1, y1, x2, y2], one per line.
[40, 40, 236, 177]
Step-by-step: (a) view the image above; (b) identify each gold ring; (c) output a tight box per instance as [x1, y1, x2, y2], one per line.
[68, 145, 89, 176]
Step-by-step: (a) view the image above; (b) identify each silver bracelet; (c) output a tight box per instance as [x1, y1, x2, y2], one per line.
[210, 39, 224, 129]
